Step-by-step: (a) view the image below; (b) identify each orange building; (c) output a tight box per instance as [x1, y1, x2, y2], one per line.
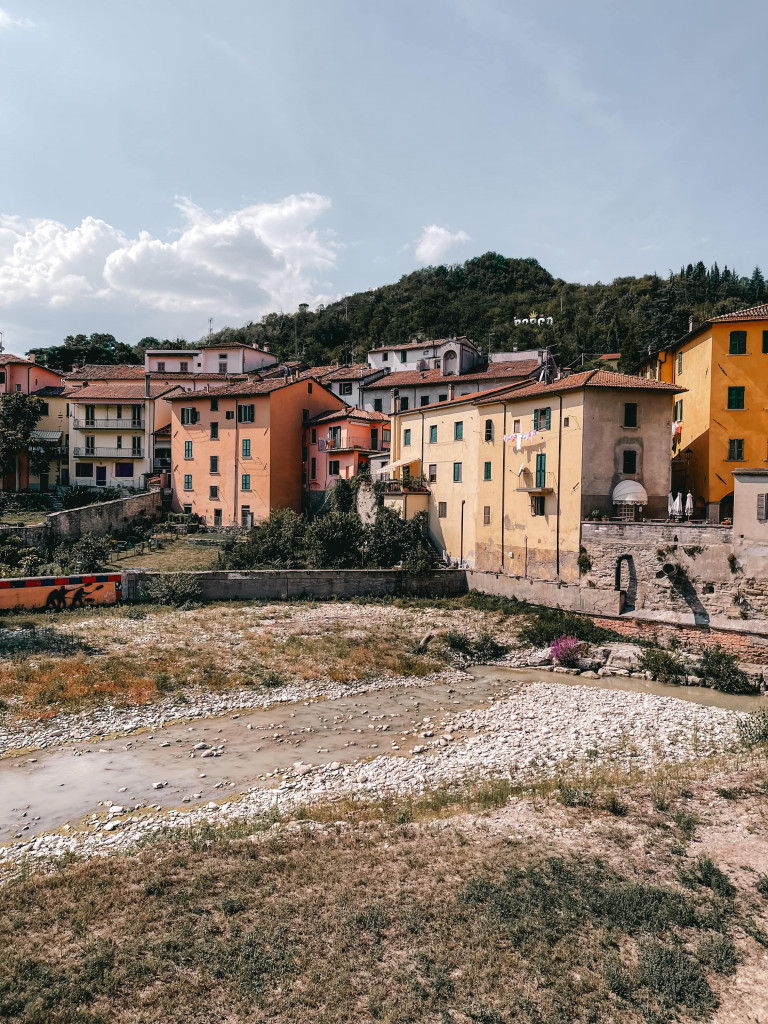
[305, 406, 390, 495]
[168, 376, 344, 527]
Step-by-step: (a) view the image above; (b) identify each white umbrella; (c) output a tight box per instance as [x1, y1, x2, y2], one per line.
[667, 492, 674, 516]
[671, 493, 683, 518]
[685, 492, 694, 516]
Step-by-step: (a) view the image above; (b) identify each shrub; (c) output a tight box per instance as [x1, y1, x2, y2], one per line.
[697, 933, 738, 975]
[219, 508, 306, 569]
[639, 647, 686, 685]
[639, 940, 715, 1015]
[697, 645, 756, 694]
[550, 635, 580, 667]
[51, 532, 112, 574]
[143, 573, 202, 607]
[736, 708, 768, 748]
[517, 608, 614, 648]
[444, 629, 507, 663]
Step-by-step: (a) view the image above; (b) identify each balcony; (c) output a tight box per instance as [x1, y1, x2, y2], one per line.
[515, 471, 556, 494]
[73, 418, 145, 429]
[72, 447, 144, 459]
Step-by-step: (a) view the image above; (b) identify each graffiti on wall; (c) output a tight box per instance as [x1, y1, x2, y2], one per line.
[0, 574, 122, 612]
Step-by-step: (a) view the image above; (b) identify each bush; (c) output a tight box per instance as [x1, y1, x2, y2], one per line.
[550, 635, 580, 667]
[697, 645, 756, 694]
[143, 573, 202, 607]
[736, 708, 768, 748]
[444, 629, 507, 663]
[639, 940, 716, 1015]
[218, 509, 306, 569]
[52, 533, 112, 574]
[517, 608, 614, 648]
[639, 646, 686, 685]
[697, 933, 738, 975]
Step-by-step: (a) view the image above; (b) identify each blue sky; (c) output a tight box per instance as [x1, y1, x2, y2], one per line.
[1, 0, 766, 353]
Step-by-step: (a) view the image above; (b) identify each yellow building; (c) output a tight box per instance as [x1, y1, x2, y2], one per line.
[638, 303, 768, 521]
[389, 370, 681, 581]
[29, 386, 70, 489]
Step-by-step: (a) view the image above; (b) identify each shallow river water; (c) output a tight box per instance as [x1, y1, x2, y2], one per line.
[1, 667, 763, 844]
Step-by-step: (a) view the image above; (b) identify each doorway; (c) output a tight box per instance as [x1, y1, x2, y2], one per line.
[96, 466, 107, 487]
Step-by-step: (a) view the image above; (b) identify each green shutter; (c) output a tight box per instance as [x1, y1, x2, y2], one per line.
[535, 453, 546, 488]
[545, 407, 551, 430]
[533, 409, 539, 430]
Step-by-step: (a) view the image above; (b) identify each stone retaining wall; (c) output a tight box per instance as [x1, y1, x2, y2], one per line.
[47, 490, 162, 541]
[591, 615, 768, 664]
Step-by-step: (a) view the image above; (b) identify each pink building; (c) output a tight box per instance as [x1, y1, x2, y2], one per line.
[305, 406, 390, 493]
[0, 353, 63, 395]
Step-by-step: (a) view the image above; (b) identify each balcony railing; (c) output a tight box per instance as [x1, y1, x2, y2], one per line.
[323, 438, 390, 452]
[73, 418, 145, 429]
[72, 447, 144, 459]
[515, 471, 556, 494]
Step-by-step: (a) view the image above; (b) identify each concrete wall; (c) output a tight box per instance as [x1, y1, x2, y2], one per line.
[130, 568, 468, 603]
[466, 569, 623, 615]
[48, 489, 162, 540]
[0, 524, 51, 548]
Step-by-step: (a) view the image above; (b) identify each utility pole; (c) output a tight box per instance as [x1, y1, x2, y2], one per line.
[208, 318, 213, 338]
[0, 331, 4, 355]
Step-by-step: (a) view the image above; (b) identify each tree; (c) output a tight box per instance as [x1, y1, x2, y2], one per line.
[0, 393, 59, 491]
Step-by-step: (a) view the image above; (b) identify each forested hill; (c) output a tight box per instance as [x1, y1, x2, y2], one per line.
[29, 253, 767, 372]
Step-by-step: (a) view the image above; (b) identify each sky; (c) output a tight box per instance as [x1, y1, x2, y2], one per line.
[0, 0, 766, 354]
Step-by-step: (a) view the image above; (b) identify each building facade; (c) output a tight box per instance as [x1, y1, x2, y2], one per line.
[305, 407, 390, 495]
[144, 343, 277, 375]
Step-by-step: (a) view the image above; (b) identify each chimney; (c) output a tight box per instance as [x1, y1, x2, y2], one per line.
[28, 353, 35, 363]
[145, 374, 151, 398]
[689, 315, 700, 333]
[448, 383, 455, 401]
[560, 367, 572, 378]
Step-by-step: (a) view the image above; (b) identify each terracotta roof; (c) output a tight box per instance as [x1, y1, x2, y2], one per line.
[260, 361, 302, 379]
[397, 381, 532, 414]
[453, 360, 542, 383]
[154, 424, 172, 437]
[371, 336, 476, 352]
[598, 353, 621, 361]
[473, 369, 685, 404]
[63, 364, 145, 380]
[0, 353, 47, 367]
[360, 361, 540, 390]
[62, 382, 184, 401]
[32, 386, 66, 397]
[147, 371, 252, 382]
[319, 364, 386, 382]
[710, 303, 768, 322]
[308, 406, 390, 425]
[166, 376, 334, 400]
[297, 365, 337, 380]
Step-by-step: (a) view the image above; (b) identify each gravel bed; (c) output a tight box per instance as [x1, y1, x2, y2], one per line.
[0, 682, 741, 877]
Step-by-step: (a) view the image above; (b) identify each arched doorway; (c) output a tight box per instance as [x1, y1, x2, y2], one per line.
[614, 554, 637, 611]
[719, 492, 734, 523]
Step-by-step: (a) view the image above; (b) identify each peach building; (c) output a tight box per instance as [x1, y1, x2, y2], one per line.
[168, 376, 344, 527]
[0, 353, 63, 395]
[305, 407, 390, 494]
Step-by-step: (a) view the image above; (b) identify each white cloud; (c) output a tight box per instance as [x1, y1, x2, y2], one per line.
[413, 224, 470, 265]
[0, 193, 338, 327]
[0, 8, 34, 28]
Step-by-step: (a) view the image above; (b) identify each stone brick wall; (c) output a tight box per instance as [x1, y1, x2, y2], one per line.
[47, 490, 163, 541]
[466, 569, 622, 614]
[591, 615, 768, 664]
[579, 521, 768, 623]
[0, 524, 51, 549]
[128, 568, 468, 603]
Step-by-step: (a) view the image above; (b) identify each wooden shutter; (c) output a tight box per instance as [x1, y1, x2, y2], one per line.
[533, 409, 539, 430]
[545, 407, 551, 430]
[758, 494, 766, 521]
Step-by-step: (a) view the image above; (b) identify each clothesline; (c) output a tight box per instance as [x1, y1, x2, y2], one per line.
[502, 429, 537, 450]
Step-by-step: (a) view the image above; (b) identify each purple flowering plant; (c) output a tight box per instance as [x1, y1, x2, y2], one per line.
[550, 635, 581, 668]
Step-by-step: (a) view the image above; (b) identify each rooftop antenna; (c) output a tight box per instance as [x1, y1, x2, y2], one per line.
[208, 317, 213, 338]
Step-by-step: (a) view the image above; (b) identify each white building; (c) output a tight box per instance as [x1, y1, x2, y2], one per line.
[143, 343, 277, 375]
[367, 337, 481, 375]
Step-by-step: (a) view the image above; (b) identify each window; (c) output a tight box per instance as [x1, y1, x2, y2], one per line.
[727, 386, 745, 410]
[622, 450, 637, 474]
[420, 395, 430, 406]
[340, 382, 353, 396]
[674, 399, 684, 421]
[729, 331, 747, 354]
[116, 405, 122, 419]
[238, 404, 254, 423]
[483, 505, 491, 525]
[453, 462, 462, 482]
[624, 402, 638, 427]
[438, 501, 447, 518]
[404, 429, 411, 446]
[535, 453, 546, 488]
[39, 402, 49, 415]
[241, 473, 251, 490]
[209, 485, 219, 500]
[383, 429, 391, 443]
[400, 397, 409, 411]
[157, 361, 165, 372]
[210, 397, 219, 411]
[513, 418, 521, 432]
[533, 407, 551, 430]
[310, 457, 316, 480]
[180, 407, 199, 425]
[115, 463, 133, 477]
[758, 494, 767, 521]
[131, 437, 141, 456]
[438, 393, 448, 403]
[226, 410, 234, 420]
[329, 460, 340, 476]
[484, 461, 492, 481]
[210, 422, 219, 439]
[183, 504, 192, 514]
[310, 428, 317, 444]
[184, 440, 193, 459]
[374, 399, 383, 412]
[131, 406, 142, 426]
[214, 509, 222, 527]
[400, 351, 407, 363]
[728, 438, 744, 461]
[428, 463, 437, 482]
[677, 352, 683, 374]
[240, 506, 252, 528]
[116, 436, 122, 449]
[563, 417, 570, 427]
[85, 435, 95, 454]
[210, 455, 219, 474]
[179, 361, 189, 372]
[75, 463, 93, 478]
[532, 495, 546, 516]
[184, 474, 192, 490]
[85, 404, 95, 425]
[429, 425, 437, 443]
[242, 438, 251, 457]
[763, 331, 768, 354]
[454, 421, 463, 440]
[308, 382, 313, 394]
[484, 419, 493, 442]
[302, 409, 309, 422]
[0, 371, 4, 383]
[382, 351, 389, 362]
[218, 362, 227, 375]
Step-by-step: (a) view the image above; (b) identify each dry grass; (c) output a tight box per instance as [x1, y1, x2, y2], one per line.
[2, 762, 767, 1024]
[107, 539, 223, 572]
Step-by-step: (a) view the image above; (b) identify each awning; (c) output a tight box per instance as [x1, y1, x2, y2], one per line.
[375, 456, 421, 476]
[612, 480, 648, 504]
[30, 429, 62, 441]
